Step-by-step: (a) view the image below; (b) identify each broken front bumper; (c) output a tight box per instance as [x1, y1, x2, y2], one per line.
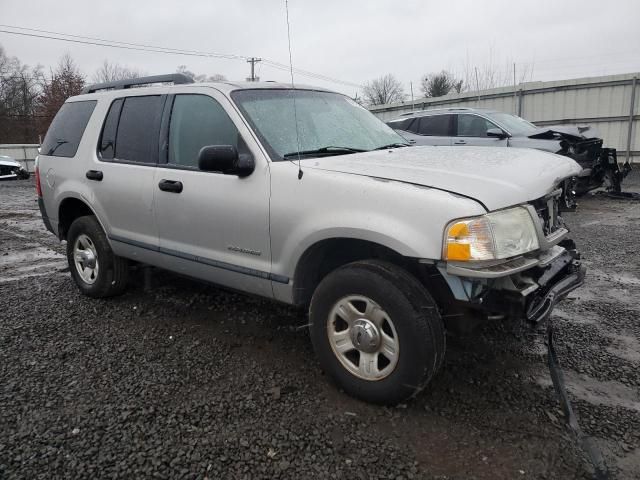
[438, 240, 585, 324]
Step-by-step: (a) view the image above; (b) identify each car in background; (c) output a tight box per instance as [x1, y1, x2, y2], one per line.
[0, 155, 30, 180]
[387, 107, 631, 197]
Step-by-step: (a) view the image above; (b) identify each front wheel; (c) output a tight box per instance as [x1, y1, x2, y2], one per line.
[66, 215, 129, 298]
[309, 260, 445, 404]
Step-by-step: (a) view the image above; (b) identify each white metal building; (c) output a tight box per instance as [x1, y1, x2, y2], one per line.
[369, 72, 639, 163]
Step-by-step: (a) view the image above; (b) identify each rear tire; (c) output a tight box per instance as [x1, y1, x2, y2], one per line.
[309, 260, 445, 404]
[66, 215, 128, 298]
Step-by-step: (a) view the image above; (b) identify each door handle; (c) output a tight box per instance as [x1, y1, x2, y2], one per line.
[453, 140, 466, 145]
[86, 170, 103, 181]
[158, 179, 183, 193]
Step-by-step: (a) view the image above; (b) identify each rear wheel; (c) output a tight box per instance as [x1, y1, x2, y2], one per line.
[66, 216, 129, 298]
[309, 260, 445, 404]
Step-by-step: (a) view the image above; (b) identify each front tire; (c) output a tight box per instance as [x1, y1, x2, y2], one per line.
[309, 260, 445, 404]
[66, 216, 129, 298]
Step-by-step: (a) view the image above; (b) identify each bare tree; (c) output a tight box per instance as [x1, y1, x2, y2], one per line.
[38, 54, 85, 134]
[420, 71, 463, 98]
[93, 60, 144, 83]
[176, 65, 227, 82]
[0, 44, 45, 143]
[460, 50, 533, 92]
[362, 74, 405, 106]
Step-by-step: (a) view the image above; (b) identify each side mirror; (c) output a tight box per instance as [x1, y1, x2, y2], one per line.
[197, 145, 255, 177]
[486, 128, 509, 139]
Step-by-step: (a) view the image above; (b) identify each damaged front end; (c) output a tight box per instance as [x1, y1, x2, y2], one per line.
[436, 188, 585, 326]
[0, 156, 30, 181]
[529, 126, 631, 196]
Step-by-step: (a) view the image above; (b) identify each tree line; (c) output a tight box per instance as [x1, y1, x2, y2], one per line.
[0, 44, 226, 144]
[1, 42, 533, 142]
[362, 59, 533, 106]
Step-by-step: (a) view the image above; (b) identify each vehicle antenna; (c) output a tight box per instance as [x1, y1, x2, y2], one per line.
[285, 0, 303, 179]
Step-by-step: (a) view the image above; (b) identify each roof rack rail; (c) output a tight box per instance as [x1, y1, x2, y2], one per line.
[81, 73, 194, 94]
[399, 107, 477, 117]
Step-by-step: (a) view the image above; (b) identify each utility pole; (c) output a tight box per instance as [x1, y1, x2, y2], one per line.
[474, 67, 481, 106]
[410, 81, 414, 110]
[513, 62, 517, 114]
[246, 57, 261, 82]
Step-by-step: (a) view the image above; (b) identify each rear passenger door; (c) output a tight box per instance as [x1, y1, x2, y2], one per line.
[90, 94, 165, 254]
[153, 90, 272, 298]
[453, 114, 508, 147]
[403, 115, 453, 146]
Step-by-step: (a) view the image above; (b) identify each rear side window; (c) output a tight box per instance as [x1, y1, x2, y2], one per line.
[41, 101, 97, 157]
[114, 96, 163, 164]
[168, 94, 239, 168]
[416, 115, 451, 136]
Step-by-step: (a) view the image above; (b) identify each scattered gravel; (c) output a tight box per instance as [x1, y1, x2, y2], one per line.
[1, 175, 639, 479]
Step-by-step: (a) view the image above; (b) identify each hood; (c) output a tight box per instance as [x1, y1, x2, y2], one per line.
[527, 124, 600, 142]
[305, 146, 581, 211]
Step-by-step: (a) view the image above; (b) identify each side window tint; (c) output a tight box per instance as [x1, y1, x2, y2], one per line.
[98, 98, 123, 160]
[417, 115, 450, 136]
[41, 101, 97, 157]
[115, 96, 163, 163]
[457, 114, 497, 137]
[168, 94, 239, 168]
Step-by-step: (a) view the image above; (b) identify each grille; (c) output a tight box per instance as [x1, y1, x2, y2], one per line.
[530, 191, 561, 237]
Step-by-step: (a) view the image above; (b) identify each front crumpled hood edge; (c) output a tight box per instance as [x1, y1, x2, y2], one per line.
[310, 166, 491, 212]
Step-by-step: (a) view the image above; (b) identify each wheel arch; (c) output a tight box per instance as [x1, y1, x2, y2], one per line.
[291, 237, 420, 308]
[57, 196, 107, 242]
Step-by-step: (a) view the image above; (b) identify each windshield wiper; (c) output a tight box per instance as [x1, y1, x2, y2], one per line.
[283, 146, 367, 159]
[374, 142, 410, 150]
[47, 139, 68, 155]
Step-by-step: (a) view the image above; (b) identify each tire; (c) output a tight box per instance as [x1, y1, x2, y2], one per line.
[66, 215, 129, 298]
[309, 260, 445, 405]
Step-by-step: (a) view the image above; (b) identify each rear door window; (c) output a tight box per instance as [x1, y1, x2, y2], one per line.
[113, 96, 163, 164]
[416, 115, 452, 136]
[41, 101, 97, 157]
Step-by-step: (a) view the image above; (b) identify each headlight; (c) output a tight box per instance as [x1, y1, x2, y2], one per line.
[444, 206, 539, 261]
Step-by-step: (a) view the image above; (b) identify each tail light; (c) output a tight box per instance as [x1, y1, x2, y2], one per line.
[35, 165, 42, 197]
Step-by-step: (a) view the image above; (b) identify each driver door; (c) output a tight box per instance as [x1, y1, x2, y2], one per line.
[153, 89, 273, 298]
[453, 114, 509, 147]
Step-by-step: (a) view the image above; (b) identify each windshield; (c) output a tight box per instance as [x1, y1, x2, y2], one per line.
[484, 112, 538, 136]
[231, 89, 407, 160]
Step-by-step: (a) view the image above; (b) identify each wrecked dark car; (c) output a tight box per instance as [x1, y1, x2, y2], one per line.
[524, 124, 630, 196]
[387, 108, 631, 197]
[0, 155, 30, 180]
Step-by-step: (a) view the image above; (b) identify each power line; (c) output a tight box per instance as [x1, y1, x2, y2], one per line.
[0, 29, 241, 60]
[0, 24, 363, 89]
[0, 24, 248, 60]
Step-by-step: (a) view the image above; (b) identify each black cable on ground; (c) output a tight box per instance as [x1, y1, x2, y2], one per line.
[547, 324, 610, 480]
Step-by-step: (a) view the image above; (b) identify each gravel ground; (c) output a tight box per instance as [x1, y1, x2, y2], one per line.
[1, 174, 639, 479]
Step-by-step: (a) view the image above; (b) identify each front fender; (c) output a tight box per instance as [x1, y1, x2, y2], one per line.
[269, 162, 487, 280]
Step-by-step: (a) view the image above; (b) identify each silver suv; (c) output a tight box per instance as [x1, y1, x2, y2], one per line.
[387, 107, 628, 196]
[37, 74, 584, 404]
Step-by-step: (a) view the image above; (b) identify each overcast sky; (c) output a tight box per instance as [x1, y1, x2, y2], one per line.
[1, 0, 639, 97]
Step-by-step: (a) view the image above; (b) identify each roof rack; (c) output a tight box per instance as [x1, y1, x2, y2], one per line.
[399, 107, 477, 117]
[81, 73, 194, 94]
